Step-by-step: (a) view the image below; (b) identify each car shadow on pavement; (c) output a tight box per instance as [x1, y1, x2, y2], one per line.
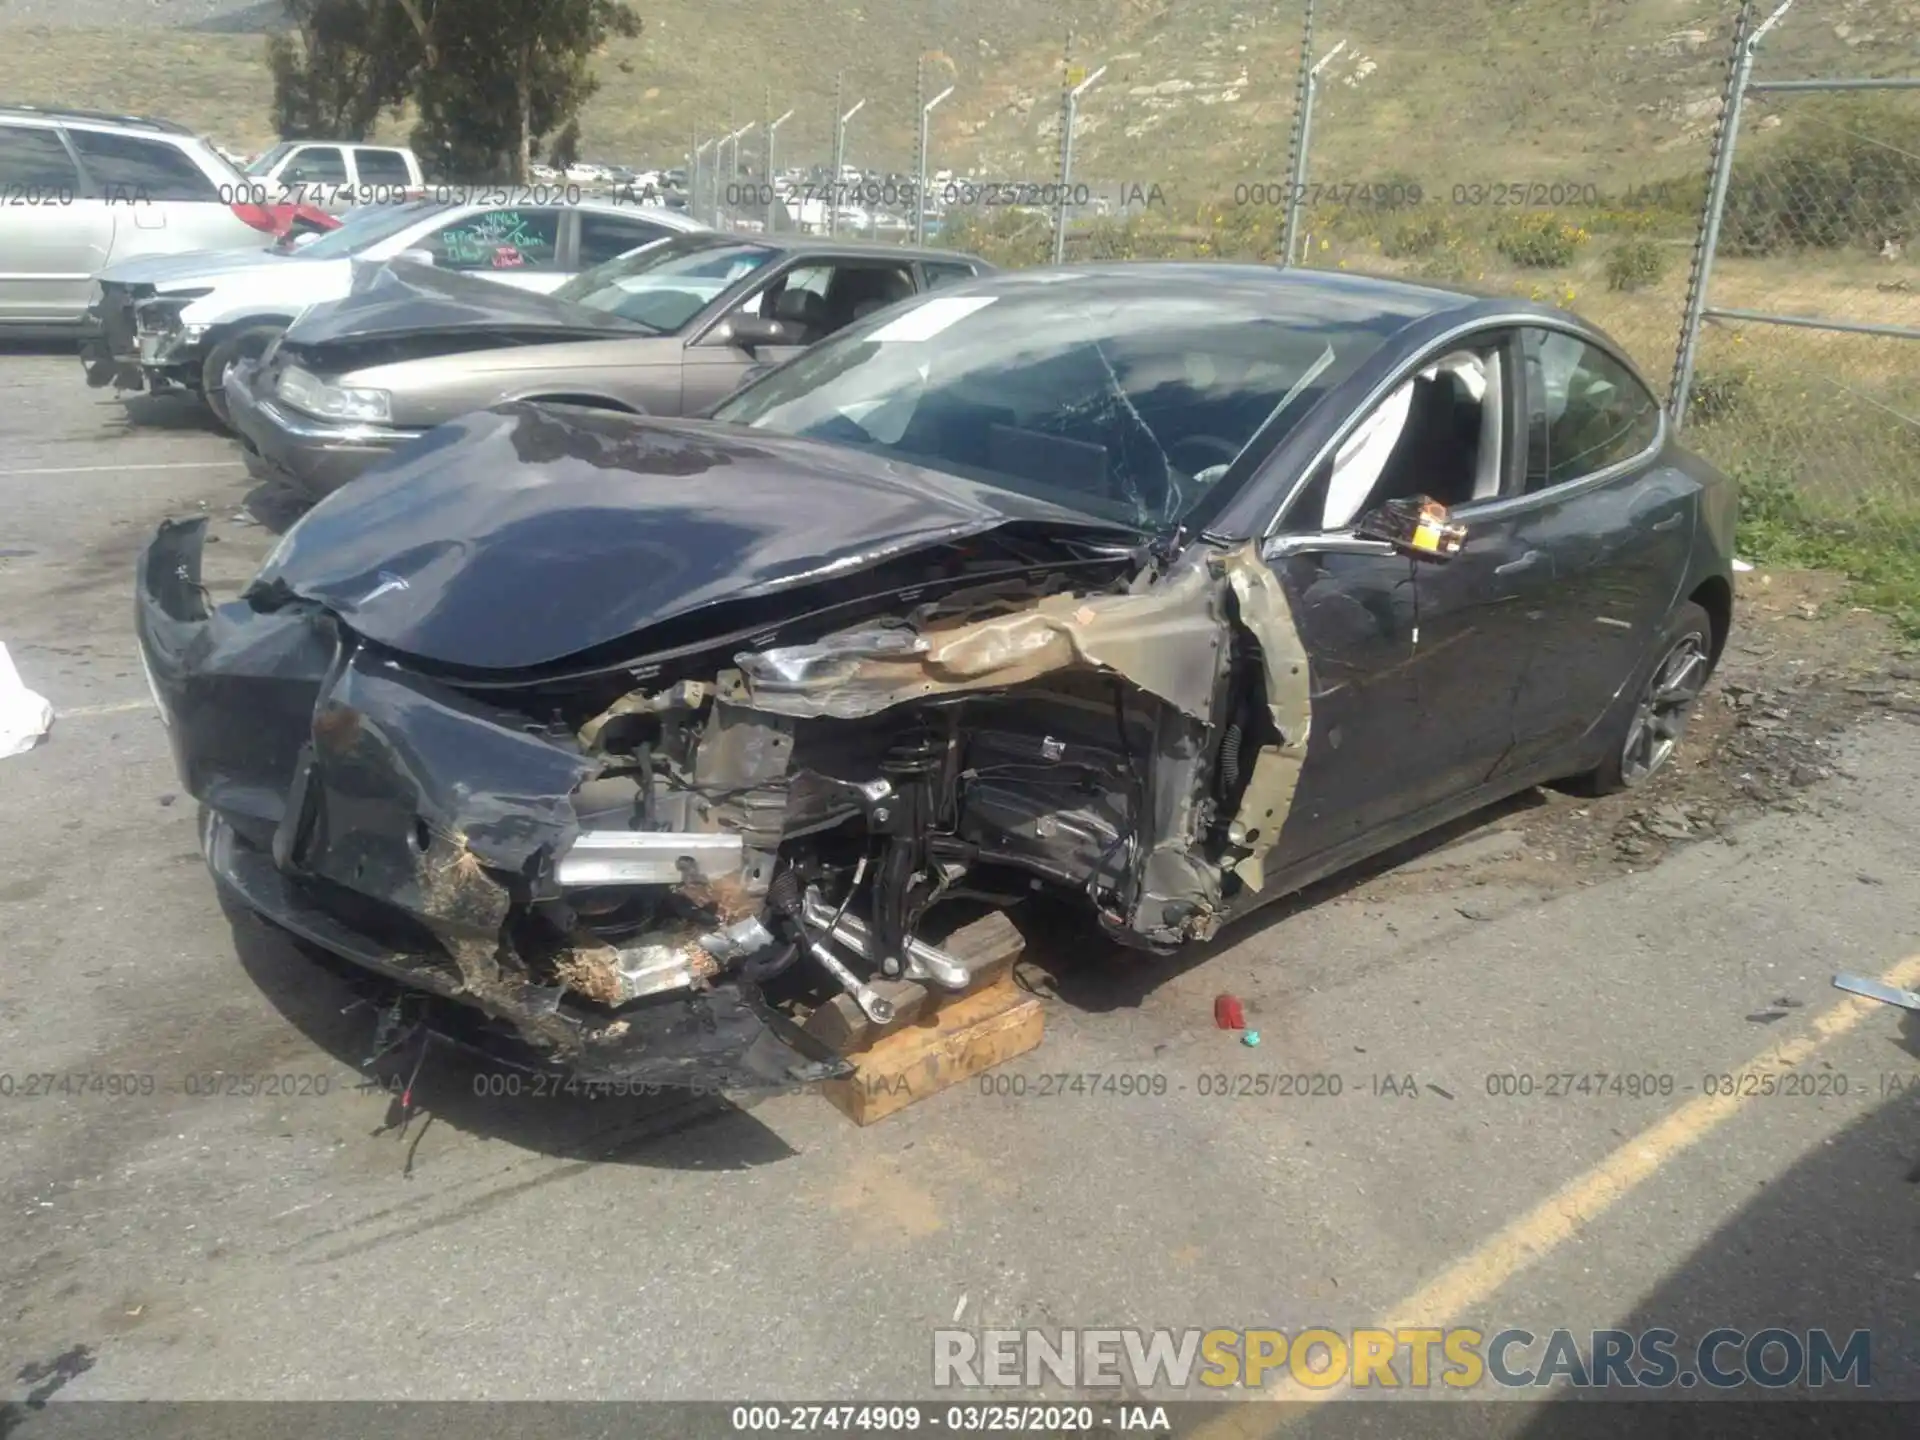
[1280, 1017, 1920, 1439]
[236, 474, 314, 533]
[1016, 789, 1552, 1017]
[221, 897, 801, 1172]
[110, 392, 227, 436]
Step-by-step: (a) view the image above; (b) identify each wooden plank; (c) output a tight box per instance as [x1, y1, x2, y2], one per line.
[817, 975, 1044, 1126]
[803, 909, 1028, 1053]
[933, 909, 1026, 979]
[802, 975, 928, 1052]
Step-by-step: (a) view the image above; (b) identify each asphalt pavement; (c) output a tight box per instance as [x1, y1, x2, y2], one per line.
[1, 348, 1915, 1427]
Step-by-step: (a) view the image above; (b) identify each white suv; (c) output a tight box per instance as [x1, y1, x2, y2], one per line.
[0, 107, 317, 336]
[243, 141, 427, 211]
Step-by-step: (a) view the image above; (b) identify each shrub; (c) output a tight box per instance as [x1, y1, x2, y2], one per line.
[1686, 363, 1755, 425]
[1605, 236, 1669, 291]
[1494, 211, 1590, 268]
[1380, 210, 1456, 259]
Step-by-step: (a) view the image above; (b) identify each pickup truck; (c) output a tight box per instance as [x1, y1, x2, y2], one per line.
[243, 142, 426, 211]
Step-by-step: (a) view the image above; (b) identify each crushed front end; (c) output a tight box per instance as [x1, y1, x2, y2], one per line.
[136, 489, 1312, 1090]
[136, 517, 850, 1088]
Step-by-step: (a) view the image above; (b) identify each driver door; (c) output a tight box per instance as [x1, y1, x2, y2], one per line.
[680, 262, 821, 415]
[679, 259, 916, 415]
[1262, 332, 1547, 867]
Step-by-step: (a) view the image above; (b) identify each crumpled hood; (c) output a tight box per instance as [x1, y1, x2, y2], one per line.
[99, 246, 332, 290]
[286, 261, 645, 348]
[254, 405, 1137, 672]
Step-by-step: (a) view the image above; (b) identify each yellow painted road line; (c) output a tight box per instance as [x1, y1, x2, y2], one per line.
[1192, 948, 1920, 1437]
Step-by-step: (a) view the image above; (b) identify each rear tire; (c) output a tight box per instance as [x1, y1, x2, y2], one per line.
[202, 325, 284, 432]
[1567, 600, 1715, 796]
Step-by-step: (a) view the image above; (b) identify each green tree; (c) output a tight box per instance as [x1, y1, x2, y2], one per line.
[267, 0, 419, 140]
[267, 0, 640, 180]
[398, 0, 641, 181]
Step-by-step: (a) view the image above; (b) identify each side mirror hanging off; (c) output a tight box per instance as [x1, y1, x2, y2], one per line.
[1353, 495, 1469, 560]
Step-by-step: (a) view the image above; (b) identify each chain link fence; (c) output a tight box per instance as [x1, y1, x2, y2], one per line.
[1269, 0, 1728, 394]
[1670, 2, 1919, 587]
[666, 0, 1916, 623]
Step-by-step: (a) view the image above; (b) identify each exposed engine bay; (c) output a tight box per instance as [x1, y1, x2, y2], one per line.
[136, 435, 1313, 1089]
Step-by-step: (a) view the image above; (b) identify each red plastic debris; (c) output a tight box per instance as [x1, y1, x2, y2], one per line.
[1214, 994, 1246, 1030]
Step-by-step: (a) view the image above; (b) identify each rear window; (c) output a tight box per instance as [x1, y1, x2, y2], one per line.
[921, 261, 977, 290]
[578, 212, 675, 267]
[353, 149, 411, 184]
[281, 146, 348, 185]
[69, 130, 220, 202]
[0, 124, 80, 190]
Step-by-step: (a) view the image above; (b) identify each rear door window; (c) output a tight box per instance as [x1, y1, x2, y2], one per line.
[1520, 328, 1661, 490]
[352, 149, 411, 185]
[750, 261, 916, 343]
[577, 212, 674, 267]
[68, 131, 219, 202]
[920, 261, 977, 290]
[0, 125, 81, 191]
[422, 208, 562, 271]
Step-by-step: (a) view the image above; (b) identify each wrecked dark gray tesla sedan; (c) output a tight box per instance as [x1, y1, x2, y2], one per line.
[134, 265, 1735, 1089]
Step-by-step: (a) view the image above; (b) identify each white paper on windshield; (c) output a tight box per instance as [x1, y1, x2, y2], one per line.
[868, 295, 996, 343]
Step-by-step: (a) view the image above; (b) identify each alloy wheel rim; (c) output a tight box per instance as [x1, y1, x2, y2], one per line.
[1620, 632, 1709, 786]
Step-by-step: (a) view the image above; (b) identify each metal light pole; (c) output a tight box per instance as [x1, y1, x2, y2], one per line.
[1281, 38, 1345, 268]
[1052, 63, 1106, 264]
[1670, 0, 1793, 427]
[830, 95, 867, 238]
[915, 65, 956, 246]
[765, 107, 794, 233]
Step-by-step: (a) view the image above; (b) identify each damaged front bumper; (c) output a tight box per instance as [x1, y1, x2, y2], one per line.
[137, 517, 851, 1091]
[81, 286, 205, 392]
[226, 358, 420, 500]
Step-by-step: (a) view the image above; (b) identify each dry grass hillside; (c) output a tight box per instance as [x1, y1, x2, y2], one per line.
[1, 0, 1913, 198]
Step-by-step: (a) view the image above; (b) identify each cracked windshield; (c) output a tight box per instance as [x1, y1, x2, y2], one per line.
[715, 278, 1382, 530]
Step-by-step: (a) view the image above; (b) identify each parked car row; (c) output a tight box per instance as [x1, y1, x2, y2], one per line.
[223, 232, 990, 497]
[81, 196, 708, 425]
[0, 106, 340, 336]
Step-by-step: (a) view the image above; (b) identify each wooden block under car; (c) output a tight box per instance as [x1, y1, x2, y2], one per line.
[802, 909, 1026, 1053]
[817, 974, 1044, 1126]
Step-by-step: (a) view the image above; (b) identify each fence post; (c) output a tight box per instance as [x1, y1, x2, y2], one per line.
[693, 137, 716, 226]
[1670, 0, 1795, 426]
[766, 108, 793, 233]
[1280, 0, 1316, 269]
[1282, 39, 1345, 268]
[1052, 62, 1107, 264]
[688, 130, 699, 221]
[831, 89, 866, 239]
[722, 122, 752, 227]
[916, 65, 957, 246]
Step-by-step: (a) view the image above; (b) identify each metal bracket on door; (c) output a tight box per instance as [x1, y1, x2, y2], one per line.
[1494, 550, 1542, 576]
